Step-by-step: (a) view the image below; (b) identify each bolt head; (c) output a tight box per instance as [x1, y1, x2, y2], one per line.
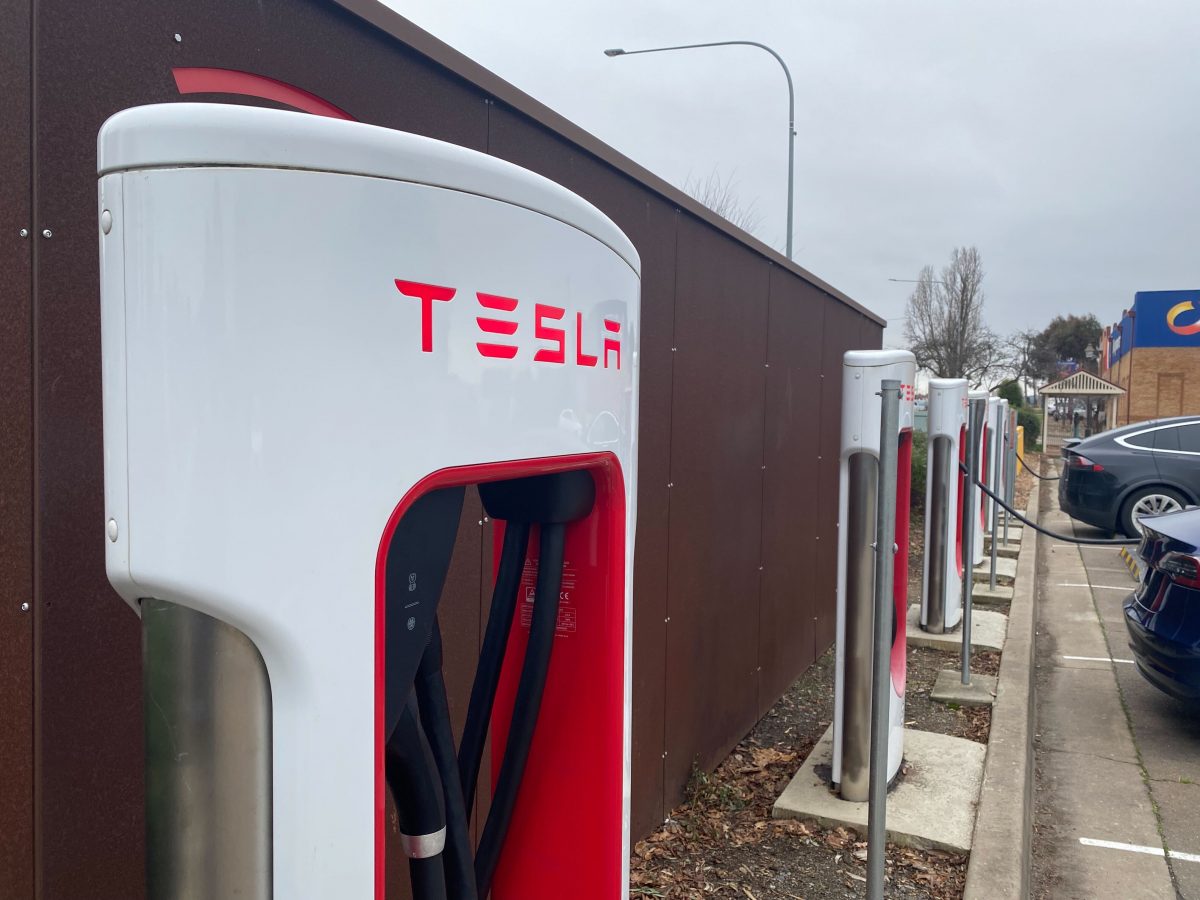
[41, 229, 52, 239]
[173, 32, 182, 42]
[100, 210, 112, 234]
[18, 228, 29, 238]
[106, 519, 119, 542]
[20, 602, 30, 613]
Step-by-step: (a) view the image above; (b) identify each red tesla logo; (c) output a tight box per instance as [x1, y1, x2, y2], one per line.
[394, 279, 621, 369]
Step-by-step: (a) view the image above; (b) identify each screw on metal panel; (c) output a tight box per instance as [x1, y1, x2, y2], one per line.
[100, 210, 112, 235]
[478, 520, 483, 526]
[173, 32, 182, 42]
[42, 229, 52, 239]
[667, 482, 673, 488]
[662, 751, 668, 759]
[20, 602, 30, 613]
[671, 347, 677, 352]
[483, 516, 489, 522]
[758, 565, 764, 571]
[761, 465, 767, 471]
[18, 228, 29, 238]
[106, 519, 119, 542]
[764, 363, 770, 368]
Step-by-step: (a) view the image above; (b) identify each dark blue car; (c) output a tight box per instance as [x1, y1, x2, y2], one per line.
[1125, 506, 1200, 702]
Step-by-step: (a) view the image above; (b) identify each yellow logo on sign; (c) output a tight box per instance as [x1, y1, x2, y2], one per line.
[1166, 301, 1200, 336]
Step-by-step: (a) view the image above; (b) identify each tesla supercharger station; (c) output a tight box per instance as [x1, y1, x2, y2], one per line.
[920, 378, 967, 634]
[833, 350, 916, 802]
[98, 104, 639, 900]
[968, 389, 989, 565]
[983, 398, 1008, 531]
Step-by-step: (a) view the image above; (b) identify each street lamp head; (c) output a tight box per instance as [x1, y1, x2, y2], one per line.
[603, 48, 626, 57]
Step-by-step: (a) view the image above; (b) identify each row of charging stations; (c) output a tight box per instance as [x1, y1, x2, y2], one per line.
[97, 102, 1019, 893]
[99, 104, 639, 900]
[832, 353, 1013, 802]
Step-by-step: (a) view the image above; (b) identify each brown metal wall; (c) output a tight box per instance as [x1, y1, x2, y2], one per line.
[1, 1, 35, 897]
[6, 0, 883, 894]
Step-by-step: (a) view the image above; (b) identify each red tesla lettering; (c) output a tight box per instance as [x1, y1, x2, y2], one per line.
[575, 312, 598, 367]
[534, 304, 566, 364]
[395, 280, 455, 352]
[603, 319, 621, 370]
[476, 293, 520, 359]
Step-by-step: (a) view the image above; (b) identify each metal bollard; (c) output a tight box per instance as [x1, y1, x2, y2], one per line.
[867, 379, 901, 900]
[988, 402, 1002, 590]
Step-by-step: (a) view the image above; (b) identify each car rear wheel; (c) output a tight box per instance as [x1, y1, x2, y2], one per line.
[1119, 486, 1187, 537]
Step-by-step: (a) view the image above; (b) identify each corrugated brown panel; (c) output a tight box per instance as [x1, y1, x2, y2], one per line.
[813, 302, 865, 653]
[0, 0, 34, 896]
[484, 104, 678, 836]
[756, 268, 828, 717]
[664, 216, 769, 802]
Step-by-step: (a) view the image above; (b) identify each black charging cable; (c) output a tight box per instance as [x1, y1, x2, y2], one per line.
[1018, 451, 1060, 481]
[961, 462, 1138, 546]
[458, 521, 531, 815]
[473, 521, 567, 899]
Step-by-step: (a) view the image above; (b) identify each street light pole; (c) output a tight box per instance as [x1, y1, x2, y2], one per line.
[605, 42, 795, 259]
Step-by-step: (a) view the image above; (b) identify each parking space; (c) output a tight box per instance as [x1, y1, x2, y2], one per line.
[1032, 468, 1200, 897]
[1072, 519, 1200, 899]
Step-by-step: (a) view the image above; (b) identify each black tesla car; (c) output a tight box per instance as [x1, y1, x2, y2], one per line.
[1059, 416, 1200, 536]
[1125, 507, 1200, 701]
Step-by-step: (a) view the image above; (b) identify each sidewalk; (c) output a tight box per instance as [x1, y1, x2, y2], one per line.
[1030, 470, 1175, 899]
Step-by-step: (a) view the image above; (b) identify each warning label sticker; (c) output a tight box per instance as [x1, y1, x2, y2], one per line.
[519, 558, 578, 635]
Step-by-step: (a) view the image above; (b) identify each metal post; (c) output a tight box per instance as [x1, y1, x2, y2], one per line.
[867, 380, 900, 900]
[604, 41, 795, 258]
[961, 398, 985, 686]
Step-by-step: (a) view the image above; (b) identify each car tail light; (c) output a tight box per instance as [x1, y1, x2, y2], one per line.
[1159, 552, 1200, 589]
[1069, 454, 1104, 472]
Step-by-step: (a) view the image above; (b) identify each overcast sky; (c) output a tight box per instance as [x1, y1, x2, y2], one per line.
[389, 1, 1200, 347]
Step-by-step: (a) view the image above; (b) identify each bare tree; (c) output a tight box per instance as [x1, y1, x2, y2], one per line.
[903, 246, 1002, 385]
[683, 169, 764, 236]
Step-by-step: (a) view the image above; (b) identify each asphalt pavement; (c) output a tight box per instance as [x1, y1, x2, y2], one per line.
[1033, 464, 1200, 899]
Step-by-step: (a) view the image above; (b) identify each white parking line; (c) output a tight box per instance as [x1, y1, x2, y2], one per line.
[1080, 837, 1200, 864]
[1062, 655, 1135, 664]
[1057, 582, 1134, 591]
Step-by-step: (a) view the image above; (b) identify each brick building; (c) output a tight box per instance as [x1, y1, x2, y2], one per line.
[1102, 290, 1200, 426]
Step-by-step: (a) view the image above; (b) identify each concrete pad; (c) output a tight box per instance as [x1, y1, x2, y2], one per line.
[991, 542, 1020, 560]
[986, 526, 1024, 546]
[973, 556, 1018, 586]
[907, 604, 1007, 651]
[931, 669, 996, 707]
[970, 583, 1013, 606]
[773, 724, 985, 852]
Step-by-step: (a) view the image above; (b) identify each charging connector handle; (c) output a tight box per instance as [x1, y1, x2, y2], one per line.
[386, 692, 449, 900]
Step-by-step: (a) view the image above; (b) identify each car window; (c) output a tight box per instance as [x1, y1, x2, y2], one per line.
[1178, 424, 1200, 453]
[1122, 430, 1156, 449]
[1153, 426, 1181, 453]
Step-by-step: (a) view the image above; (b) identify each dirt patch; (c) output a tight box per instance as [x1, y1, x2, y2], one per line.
[630, 647, 971, 898]
[904, 647, 995, 744]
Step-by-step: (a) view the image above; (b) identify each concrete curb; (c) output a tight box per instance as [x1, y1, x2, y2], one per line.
[962, 478, 1040, 900]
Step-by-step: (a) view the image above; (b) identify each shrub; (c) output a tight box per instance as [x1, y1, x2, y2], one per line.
[997, 379, 1023, 407]
[1017, 407, 1041, 447]
[910, 429, 928, 508]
